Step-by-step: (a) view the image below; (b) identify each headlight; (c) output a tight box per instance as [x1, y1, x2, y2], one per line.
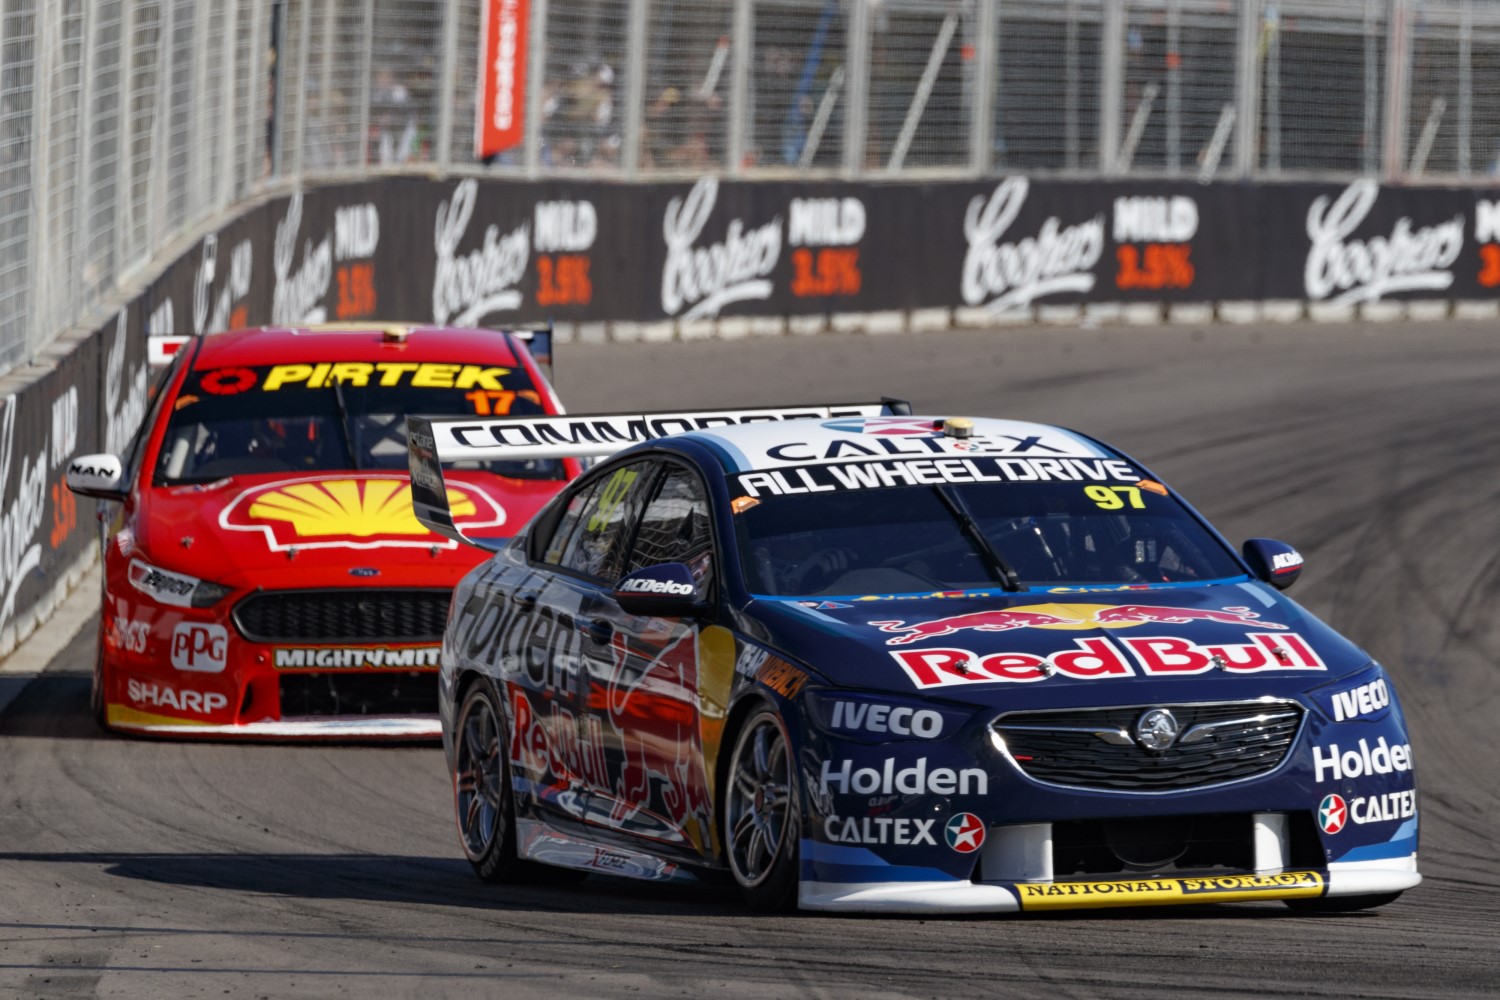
[127, 558, 234, 609]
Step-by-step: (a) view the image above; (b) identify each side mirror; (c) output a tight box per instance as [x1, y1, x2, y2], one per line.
[613, 562, 710, 618]
[66, 453, 127, 501]
[1242, 538, 1303, 590]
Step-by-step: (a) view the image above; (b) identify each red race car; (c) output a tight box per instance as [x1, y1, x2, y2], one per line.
[66, 324, 578, 739]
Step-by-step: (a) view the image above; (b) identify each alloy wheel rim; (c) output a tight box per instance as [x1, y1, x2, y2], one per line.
[454, 695, 504, 860]
[726, 715, 792, 887]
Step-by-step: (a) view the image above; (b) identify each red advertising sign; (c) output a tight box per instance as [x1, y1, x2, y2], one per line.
[476, 0, 528, 159]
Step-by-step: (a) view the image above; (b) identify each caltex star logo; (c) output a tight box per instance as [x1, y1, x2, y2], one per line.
[944, 812, 986, 853]
[1318, 793, 1348, 834]
[824, 417, 939, 437]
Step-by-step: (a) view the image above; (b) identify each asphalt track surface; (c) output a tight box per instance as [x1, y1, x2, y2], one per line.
[2, 319, 1497, 999]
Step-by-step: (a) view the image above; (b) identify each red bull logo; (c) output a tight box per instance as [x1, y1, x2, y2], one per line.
[892, 632, 1325, 689]
[870, 603, 1285, 645]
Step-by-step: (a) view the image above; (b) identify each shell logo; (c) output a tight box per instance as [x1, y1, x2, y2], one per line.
[220, 475, 504, 551]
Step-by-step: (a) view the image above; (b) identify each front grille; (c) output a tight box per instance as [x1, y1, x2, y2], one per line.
[993, 701, 1303, 791]
[279, 672, 439, 717]
[234, 589, 452, 643]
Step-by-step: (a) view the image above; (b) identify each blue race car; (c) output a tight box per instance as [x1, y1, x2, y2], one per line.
[407, 402, 1418, 914]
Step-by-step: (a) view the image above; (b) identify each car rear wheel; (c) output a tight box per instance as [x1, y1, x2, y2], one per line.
[452, 679, 585, 885]
[724, 705, 800, 912]
[453, 681, 529, 882]
[1284, 892, 1402, 913]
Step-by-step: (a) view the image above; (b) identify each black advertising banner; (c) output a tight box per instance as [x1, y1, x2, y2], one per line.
[0, 333, 101, 635]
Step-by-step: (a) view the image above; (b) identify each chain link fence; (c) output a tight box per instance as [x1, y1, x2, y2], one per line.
[4, 0, 1500, 371]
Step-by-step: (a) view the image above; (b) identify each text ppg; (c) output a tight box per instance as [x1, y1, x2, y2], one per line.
[172, 622, 228, 673]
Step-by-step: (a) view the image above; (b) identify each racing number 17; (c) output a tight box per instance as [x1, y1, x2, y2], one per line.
[1085, 485, 1145, 510]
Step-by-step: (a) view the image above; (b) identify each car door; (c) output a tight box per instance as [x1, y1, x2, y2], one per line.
[575, 460, 723, 863]
[529, 458, 663, 828]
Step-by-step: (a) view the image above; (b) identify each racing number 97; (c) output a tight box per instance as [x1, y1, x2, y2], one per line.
[1085, 485, 1145, 510]
[587, 468, 639, 533]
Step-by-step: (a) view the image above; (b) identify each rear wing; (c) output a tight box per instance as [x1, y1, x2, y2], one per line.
[407, 399, 912, 549]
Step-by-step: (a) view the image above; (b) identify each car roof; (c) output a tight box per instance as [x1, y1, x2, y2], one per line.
[187, 324, 524, 369]
[672, 415, 1117, 474]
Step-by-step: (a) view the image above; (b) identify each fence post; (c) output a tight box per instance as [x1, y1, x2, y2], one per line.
[1098, 0, 1124, 175]
[525, 0, 549, 175]
[1382, 0, 1412, 180]
[218, 0, 239, 208]
[1233, 0, 1260, 177]
[622, 0, 649, 176]
[843, 0, 870, 176]
[292, 0, 312, 178]
[436, 0, 461, 168]
[727, 0, 752, 175]
[969, 0, 997, 176]
[1457, 0, 1471, 176]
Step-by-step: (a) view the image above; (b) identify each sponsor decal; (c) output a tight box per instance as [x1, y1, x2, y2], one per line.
[1347, 789, 1417, 826]
[272, 646, 440, 669]
[818, 757, 988, 797]
[1318, 793, 1348, 834]
[823, 417, 941, 437]
[661, 178, 780, 320]
[201, 367, 259, 395]
[762, 426, 1094, 466]
[109, 617, 150, 655]
[618, 577, 694, 596]
[433, 179, 529, 326]
[172, 622, 228, 673]
[1312, 736, 1413, 783]
[1304, 180, 1464, 305]
[126, 678, 229, 716]
[755, 657, 808, 699]
[961, 177, 1105, 313]
[220, 476, 504, 551]
[127, 559, 200, 608]
[871, 603, 1286, 645]
[1016, 871, 1324, 910]
[797, 600, 852, 610]
[824, 814, 936, 846]
[892, 632, 1324, 689]
[944, 812, 986, 853]
[1271, 550, 1304, 574]
[1114, 195, 1197, 292]
[735, 457, 1139, 498]
[259, 361, 511, 391]
[1330, 676, 1390, 722]
[827, 700, 944, 739]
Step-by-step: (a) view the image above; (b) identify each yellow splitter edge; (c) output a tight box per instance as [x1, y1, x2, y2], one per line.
[1012, 871, 1326, 911]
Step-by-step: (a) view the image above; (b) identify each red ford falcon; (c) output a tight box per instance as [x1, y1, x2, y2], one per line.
[66, 324, 578, 739]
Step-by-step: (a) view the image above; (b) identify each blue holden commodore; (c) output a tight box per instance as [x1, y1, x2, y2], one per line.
[406, 400, 1418, 914]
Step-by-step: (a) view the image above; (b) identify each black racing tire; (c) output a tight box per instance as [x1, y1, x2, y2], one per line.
[451, 679, 586, 885]
[90, 640, 111, 733]
[1284, 892, 1403, 913]
[722, 703, 800, 912]
[452, 680, 529, 883]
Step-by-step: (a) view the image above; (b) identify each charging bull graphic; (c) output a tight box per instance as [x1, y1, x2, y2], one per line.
[604, 631, 714, 850]
[871, 603, 1285, 645]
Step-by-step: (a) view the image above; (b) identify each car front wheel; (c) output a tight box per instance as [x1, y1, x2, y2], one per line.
[723, 704, 800, 912]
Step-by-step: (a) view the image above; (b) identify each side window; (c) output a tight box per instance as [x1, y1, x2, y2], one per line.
[127, 356, 185, 487]
[555, 461, 656, 582]
[626, 466, 713, 584]
[540, 480, 600, 566]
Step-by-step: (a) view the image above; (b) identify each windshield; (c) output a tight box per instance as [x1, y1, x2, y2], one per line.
[155, 361, 564, 484]
[735, 480, 1243, 597]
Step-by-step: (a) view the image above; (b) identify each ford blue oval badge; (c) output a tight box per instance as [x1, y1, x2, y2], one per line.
[349, 567, 380, 577]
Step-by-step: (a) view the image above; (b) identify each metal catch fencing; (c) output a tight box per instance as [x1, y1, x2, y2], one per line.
[4, 0, 1500, 371]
